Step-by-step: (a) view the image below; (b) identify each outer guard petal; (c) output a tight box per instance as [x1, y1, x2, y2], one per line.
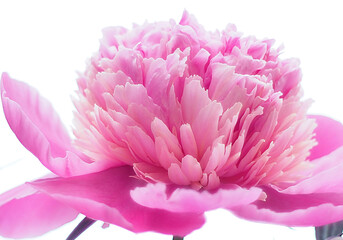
[0, 183, 78, 238]
[277, 147, 343, 194]
[309, 115, 343, 160]
[30, 166, 205, 236]
[1, 73, 115, 177]
[232, 186, 343, 227]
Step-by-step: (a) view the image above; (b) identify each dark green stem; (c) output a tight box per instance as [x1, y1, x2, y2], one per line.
[173, 236, 184, 240]
[66, 217, 96, 240]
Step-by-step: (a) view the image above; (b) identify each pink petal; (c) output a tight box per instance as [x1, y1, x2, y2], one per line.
[208, 63, 236, 101]
[276, 146, 343, 194]
[168, 163, 191, 186]
[130, 182, 263, 213]
[188, 48, 210, 77]
[247, 42, 267, 60]
[133, 162, 171, 183]
[126, 126, 158, 165]
[180, 123, 198, 158]
[0, 183, 78, 238]
[232, 186, 343, 226]
[309, 115, 343, 160]
[191, 100, 223, 156]
[1, 73, 114, 177]
[30, 166, 205, 236]
[113, 82, 163, 120]
[181, 155, 203, 182]
[143, 58, 170, 106]
[1, 73, 71, 157]
[154, 136, 180, 169]
[100, 48, 143, 84]
[181, 80, 210, 124]
[151, 118, 183, 159]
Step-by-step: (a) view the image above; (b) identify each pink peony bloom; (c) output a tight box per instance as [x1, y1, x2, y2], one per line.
[2, 11, 343, 238]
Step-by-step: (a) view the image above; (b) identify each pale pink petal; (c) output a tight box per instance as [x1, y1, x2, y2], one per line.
[151, 118, 183, 159]
[166, 24, 199, 55]
[1, 73, 115, 177]
[133, 162, 171, 183]
[247, 42, 267, 60]
[168, 163, 191, 186]
[226, 47, 265, 75]
[0, 183, 78, 238]
[127, 103, 155, 136]
[179, 10, 204, 34]
[202, 142, 226, 173]
[309, 115, 343, 160]
[232, 186, 343, 227]
[131, 182, 263, 213]
[154, 136, 180, 169]
[181, 80, 210, 124]
[181, 155, 203, 182]
[191, 99, 223, 156]
[165, 49, 189, 100]
[126, 126, 157, 165]
[30, 166, 205, 236]
[113, 82, 163, 119]
[208, 63, 236, 101]
[206, 171, 221, 190]
[274, 63, 301, 97]
[180, 123, 198, 158]
[188, 48, 210, 77]
[101, 26, 127, 49]
[143, 58, 170, 106]
[100, 48, 143, 84]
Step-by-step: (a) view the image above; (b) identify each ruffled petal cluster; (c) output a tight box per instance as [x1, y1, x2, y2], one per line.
[1, 11, 343, 238]
[73, 11, 316, 190]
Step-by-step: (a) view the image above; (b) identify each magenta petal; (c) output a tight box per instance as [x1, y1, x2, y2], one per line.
[130, 183, 263, 213]
[30, 166, 205, 236]
[1, 73, 114, 177]
[0, 183, 78, 238]
[309, 115, 343, 160]
[232, 186, 343, 226]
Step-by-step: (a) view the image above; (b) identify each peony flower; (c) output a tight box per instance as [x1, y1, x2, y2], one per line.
[1, 10, 343, 239]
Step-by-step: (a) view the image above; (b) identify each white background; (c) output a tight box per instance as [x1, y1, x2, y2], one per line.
[0, 0, 343, 239]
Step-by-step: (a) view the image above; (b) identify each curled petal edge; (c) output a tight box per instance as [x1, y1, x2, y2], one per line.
[130, 182, 264, 213]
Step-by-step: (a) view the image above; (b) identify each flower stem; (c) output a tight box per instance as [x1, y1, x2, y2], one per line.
[66, 217, 96, 240]
[173, 236, 184, 240]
